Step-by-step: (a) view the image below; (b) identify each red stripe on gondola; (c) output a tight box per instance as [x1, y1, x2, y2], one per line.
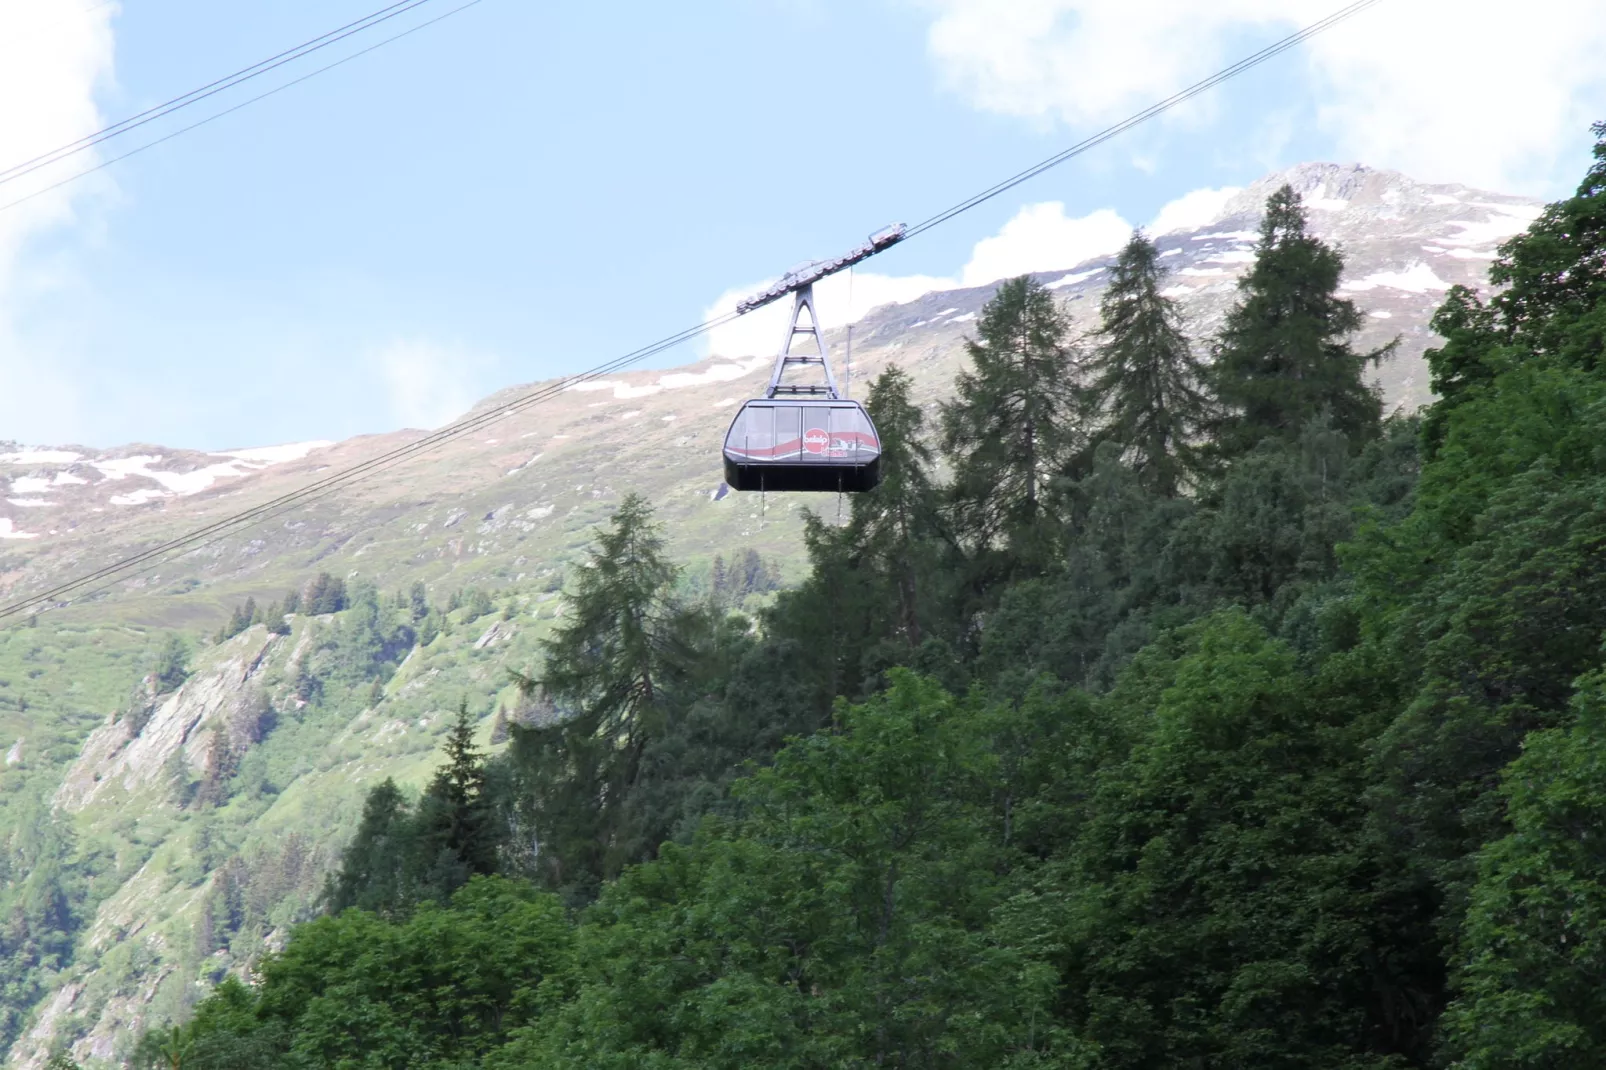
[725, 432, 880, 460]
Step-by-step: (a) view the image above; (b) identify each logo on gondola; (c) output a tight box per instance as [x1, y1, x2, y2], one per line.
[803, 428, 830, 455]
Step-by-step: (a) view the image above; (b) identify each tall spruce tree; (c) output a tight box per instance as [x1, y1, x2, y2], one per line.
[849, 365, 943, 647]
[325, 778, 413, 914]
[942, 275, 1082, 573]
[509, 493, 681, 898]
[768, 365, 951, 707]
[1212, 184, 1388, 456]
[1086, 229, 1211, 496]
[412, 700, 499, 895]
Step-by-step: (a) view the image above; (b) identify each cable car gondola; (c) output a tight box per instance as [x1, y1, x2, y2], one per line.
[722, 237, 900, 494]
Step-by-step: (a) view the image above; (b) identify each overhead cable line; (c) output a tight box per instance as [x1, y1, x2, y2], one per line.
[0, 0, 1387, 623]
[0, 0, 487, 218]
[0, 0, 455, 193]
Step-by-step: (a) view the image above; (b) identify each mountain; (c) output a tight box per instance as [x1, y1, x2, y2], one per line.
[0, 162, 1541, 1066]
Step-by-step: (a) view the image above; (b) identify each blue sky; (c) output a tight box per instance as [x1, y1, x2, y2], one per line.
[2, 0, 1604, 450]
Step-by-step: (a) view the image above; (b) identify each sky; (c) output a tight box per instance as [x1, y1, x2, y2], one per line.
[1, 0, 1604, 451]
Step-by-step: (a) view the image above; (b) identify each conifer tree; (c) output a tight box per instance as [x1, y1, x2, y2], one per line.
[303, 572, 347, 615]
[1212, 185, 1388, 456]
[509, 493, 681, 896]
[942, 275, 1083, 570]
[413, 700, 498, 894]
[152, 633, 189, 693]
[1087, 230, 1211, 497]
[326, 778, 412, 914]
[848, 364, 942, 646]
[710, 554, 728, 605]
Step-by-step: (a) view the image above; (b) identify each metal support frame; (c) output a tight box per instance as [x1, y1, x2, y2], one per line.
[764, 283, 842, 400]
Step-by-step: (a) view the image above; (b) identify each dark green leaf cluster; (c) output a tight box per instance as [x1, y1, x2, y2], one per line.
[1212, 184, 1390, 456]
[325, 702, 498, 916]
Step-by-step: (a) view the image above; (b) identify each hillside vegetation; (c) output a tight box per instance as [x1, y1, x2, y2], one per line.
[49, 124, 1604, 1070]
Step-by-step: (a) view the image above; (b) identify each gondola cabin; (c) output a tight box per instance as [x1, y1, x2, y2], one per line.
[721, 231, 905, 497]
[722, 398, 881, 492]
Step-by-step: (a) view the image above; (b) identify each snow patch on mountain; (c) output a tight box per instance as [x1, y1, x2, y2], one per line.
[1048, 268, 1102, 289]
[0, 449, 81, 465]
[1441, 203, 1543, 247]
[1305, 196, 1350, 213]
[1341, 262, 1451, 294]
[109, 489, 168, 507]
[218, 441, 331, 464]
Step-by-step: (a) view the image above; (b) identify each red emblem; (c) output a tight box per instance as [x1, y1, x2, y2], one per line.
[803, 428, 830, 455]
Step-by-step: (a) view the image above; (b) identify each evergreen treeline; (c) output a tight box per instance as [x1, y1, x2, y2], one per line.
[118, 126, 1606, 1070]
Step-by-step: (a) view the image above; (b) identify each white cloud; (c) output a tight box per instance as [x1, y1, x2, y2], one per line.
[921, 0, 1606, 194]
[1150, 186, 1241, 235]
[705, 202, 1133, 358]
[0, 0, 118, 443]
[960, 202, 1129, 285]
[372, 340, 492, 430]
[0, 0, 116, 281]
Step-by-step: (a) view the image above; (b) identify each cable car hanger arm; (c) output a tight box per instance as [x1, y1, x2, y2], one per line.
[735, 224, 906, 315]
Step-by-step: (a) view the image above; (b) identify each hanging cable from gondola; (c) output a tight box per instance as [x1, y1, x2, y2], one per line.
[721, 224, 905, 494]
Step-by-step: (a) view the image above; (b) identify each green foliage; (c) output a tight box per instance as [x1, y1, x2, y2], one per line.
[301, 572, 347, 616]
[325, 703, 496, 915]
[768, 365, 955, 706]
[1087, 229, 1212, 497]
[324, 778, 413, 915]
[507, 493, 689, 898]
[146, 878, 569, 1070]
[1050, 611, 1428, 1066]
[501, 673, 1073, 1068]
[1441, 666, 1606, 1067]
[214, 597, 259, 644]
[943, 274, 1083, 575]
[1212, 184, 1389, 457]
[707, 548, 780, 607]
[151, 632, 190, 694]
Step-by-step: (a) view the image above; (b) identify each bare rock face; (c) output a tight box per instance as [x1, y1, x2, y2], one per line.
[55, 628, 281, 812]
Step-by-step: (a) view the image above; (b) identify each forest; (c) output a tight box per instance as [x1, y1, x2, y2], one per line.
[98, 124, 1606, 1069]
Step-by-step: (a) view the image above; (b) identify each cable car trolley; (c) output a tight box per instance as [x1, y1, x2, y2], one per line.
[722, 224, 906, 494]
